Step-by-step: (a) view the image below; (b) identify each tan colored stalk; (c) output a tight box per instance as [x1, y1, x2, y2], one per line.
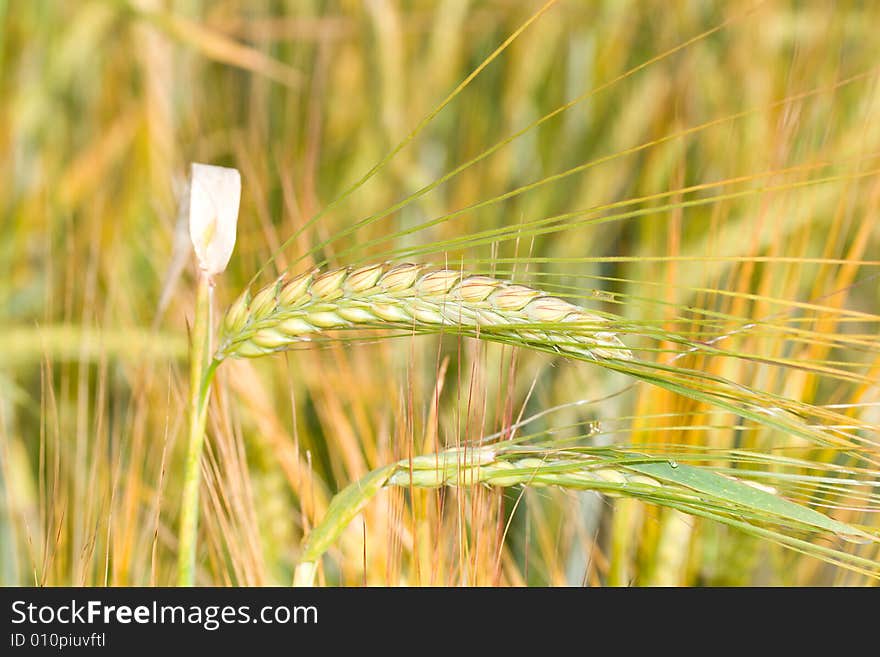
[216, 263, 633, 362]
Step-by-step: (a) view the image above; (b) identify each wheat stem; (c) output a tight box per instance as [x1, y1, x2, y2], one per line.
[177, 273, 216, 586]
[216, 263, 633, 362]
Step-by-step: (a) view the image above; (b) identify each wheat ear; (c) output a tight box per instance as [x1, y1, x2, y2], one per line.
[216, 263, 633, 362]
[292, 446, 666, 586]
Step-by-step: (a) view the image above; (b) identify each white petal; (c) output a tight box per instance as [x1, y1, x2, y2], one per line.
[188, 162, 241, 276]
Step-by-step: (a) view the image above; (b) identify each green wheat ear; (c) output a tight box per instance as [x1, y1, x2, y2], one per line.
[215, 262, 634, 363]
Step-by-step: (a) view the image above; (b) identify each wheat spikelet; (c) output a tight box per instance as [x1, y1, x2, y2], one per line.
[216, 262, 633, 362]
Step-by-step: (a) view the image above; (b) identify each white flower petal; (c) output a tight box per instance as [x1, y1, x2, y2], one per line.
[188, 162, 241, 276]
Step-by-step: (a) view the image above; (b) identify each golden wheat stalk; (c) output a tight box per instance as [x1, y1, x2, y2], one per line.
[216, 263, 633, 362]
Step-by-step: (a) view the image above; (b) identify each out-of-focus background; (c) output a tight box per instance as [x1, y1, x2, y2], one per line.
[2, 0, 879, 585]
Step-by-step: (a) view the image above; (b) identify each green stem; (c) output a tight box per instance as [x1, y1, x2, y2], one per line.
[293, 464, 396, 587]
[177, 273, 218, 586]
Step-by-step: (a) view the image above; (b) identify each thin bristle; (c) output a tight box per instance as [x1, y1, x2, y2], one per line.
[216, 263, 633, 362]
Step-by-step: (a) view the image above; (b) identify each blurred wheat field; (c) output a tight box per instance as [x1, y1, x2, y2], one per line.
[1, 0, 879, 586]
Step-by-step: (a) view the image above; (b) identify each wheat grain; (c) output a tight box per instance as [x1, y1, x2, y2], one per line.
[216, 262, 633, 362]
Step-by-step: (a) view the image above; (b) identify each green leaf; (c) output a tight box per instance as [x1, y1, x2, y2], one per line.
[626, 460, 868, 540]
